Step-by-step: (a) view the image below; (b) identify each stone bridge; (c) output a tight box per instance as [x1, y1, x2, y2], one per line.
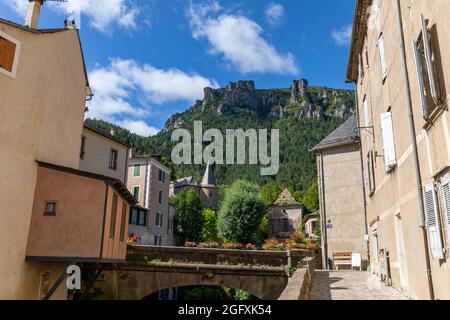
[97, 245, 316, 300]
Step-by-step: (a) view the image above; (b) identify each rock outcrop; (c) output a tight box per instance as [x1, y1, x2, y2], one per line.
[164, 79, 355, 131]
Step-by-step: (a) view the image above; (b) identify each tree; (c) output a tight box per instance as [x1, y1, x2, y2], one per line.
[252, 214, 270, 246]
[300, 181, 319, 213]
[218, 180, 266, 243]
[170, 188, 204, 242]
[260, 182, 285, 206]
[202, 209, 219, 242]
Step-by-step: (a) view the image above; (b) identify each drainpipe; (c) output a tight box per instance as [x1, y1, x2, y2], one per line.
[354, 90, 371, 265]
[395, 0, 435, 300]
[318, 151, 329, 269]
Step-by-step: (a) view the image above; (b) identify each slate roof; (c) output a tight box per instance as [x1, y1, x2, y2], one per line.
[201, 163, 216, 187]
[274, 189, 301, 206]
[312, 116, 359, 151]
[173, 176, 197, 188]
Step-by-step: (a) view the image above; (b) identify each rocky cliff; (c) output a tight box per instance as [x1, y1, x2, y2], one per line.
[165, 79, 355, 131]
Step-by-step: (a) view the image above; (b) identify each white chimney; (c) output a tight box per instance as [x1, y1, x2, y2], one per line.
[25, 0, 44, 29]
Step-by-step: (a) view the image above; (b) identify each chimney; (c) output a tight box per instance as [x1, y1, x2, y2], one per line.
[25, 0, 44, 29]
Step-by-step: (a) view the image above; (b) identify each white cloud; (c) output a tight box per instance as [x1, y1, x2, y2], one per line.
[86, 58, 218, 136]
[116, 119, 159, 137]
[1, 0, 140, 33]
[332, 24, 352, 46]
[188, 0, 298, 75]
[265, 2, 284, 27]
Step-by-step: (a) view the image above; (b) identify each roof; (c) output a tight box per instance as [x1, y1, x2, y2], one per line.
[173, 176, 198, 188]
[130, 154, 171, 173]
[201, 163, 216, 187]
[312, 116, 359, 151]
[83, 124, 132, 148]
[274, 189, 301, 206]
[345, 0, 373, 82]
[0, 17, 91, 90]
[36, 161, 138, 205]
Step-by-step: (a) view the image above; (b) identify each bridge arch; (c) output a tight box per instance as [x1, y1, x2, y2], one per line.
[115, 265, 289, 300]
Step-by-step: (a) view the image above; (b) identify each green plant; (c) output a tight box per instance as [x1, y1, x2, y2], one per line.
[218, 180, 266, 244]
[202, 208, 219, 242]
[261, 239, 286, 251]
[171, 188, 204, 242]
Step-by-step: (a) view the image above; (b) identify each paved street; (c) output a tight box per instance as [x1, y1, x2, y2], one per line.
[310, 271, 409, 300]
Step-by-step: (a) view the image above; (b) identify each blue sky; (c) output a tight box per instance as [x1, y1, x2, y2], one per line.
[0, 0, 355, 136]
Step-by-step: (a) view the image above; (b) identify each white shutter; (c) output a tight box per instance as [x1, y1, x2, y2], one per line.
[425, 182, 444, 260]
[440, 174, 450, 249]
[412, 39, 429, 119]
[420, 14, 439, 100]
[364, 98, 370, 127]
[377, 34, 387, 80]
[380, 112, 396, 172]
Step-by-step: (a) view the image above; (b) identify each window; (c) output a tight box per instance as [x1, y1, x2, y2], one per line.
[424, 182, 444, 260]
[139, 210, 147, 226]
[377, 34, 387, 81]
[120, 202, 127, 241]
[282, 218, 290, 233]
[133, 164, 141, 177]
[44, 201, 57, 215]
[110, 193, 118, 239]
[158, 169, 165, 183]
[167, 217, 172, 231]
[155, 212, 163, 227]
[413, 14, 442, 120]
[366, 150, 376, 195]
[109, 149, 118, 170]
[132, 186, 140, 201]
[154, 235, 162, 246]
[380, 112, 397, 173]
[80, 136, 86, 160]
[158, 190, 163, 204]
[130, 208, 138, 224]
[365, 48, 370, 69]
[0, 36, 16, 73]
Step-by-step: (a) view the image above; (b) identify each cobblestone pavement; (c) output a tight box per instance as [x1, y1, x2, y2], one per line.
[310, 271, 409, 300]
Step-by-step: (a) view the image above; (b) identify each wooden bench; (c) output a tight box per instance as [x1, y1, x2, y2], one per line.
[332, 252, 353, 270]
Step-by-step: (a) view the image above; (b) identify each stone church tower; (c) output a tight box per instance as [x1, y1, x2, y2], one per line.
[199, 163, 218, 211]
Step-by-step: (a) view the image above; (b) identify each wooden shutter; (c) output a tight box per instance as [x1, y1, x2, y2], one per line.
[412, 39, 429, 118]
[377, 34, 387, 80]
[380, 112, 396, 172]
[0, 36, 16, 72]
[440, 174, 450, 250]
[420, 15, 439, 100]
[424, 182, 444, 260]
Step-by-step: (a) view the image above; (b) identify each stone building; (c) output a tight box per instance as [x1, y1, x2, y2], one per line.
[0, 1, 136, 299]
[268, 189, 305, 240]
[346, 0, 450, 299]
[127, 155, 174, 246]
[313, 116, 369, 270]
[169, 163, 218, 211]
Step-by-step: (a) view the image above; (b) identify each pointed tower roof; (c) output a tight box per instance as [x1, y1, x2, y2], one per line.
[274, 189, 300, 206]
[201, 163, 216, 187]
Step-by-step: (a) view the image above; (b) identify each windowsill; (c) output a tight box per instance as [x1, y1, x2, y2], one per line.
[423, 105, 446, 131]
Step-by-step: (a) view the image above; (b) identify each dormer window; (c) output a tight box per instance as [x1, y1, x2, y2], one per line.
[0, 32, 20, 77]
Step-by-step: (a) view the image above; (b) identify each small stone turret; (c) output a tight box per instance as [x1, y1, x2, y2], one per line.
[200, 163, 218, 211]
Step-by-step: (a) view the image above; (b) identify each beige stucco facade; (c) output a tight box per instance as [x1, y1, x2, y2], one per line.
[0, 19, 90, 299]
[79, 126, 130, 184]
[127, 156, 174, 246]
[316, 143, 368, 269]
[347, 0, 450, 299]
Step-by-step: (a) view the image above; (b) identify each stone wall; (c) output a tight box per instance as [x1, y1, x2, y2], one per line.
[127, 245, 315, 268]
[278, 256, 317, 300]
